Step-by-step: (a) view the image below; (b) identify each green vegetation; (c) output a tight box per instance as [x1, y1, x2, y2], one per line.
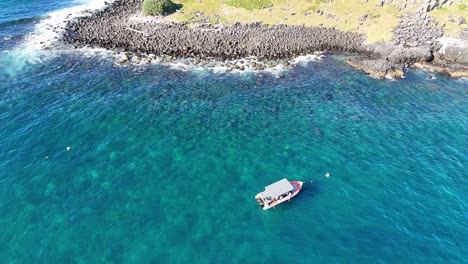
[143, 0, 178, 16]
[167, 0, 468, 42]
[431, 3, 468, 37]
[226, 0, 272, 11]
[307, 0, 329, 10]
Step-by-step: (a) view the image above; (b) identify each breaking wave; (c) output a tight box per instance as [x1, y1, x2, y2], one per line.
[22, 0, 115, 51]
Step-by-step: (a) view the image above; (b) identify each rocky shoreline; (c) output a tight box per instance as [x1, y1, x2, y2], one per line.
[62, 0, 468, 78]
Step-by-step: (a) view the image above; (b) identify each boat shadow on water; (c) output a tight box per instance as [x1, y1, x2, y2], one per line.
[288, 180, 321, 209]
[302, 180, 321, 199]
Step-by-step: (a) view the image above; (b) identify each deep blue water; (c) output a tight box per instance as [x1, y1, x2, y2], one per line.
[1, 1, 467, 263]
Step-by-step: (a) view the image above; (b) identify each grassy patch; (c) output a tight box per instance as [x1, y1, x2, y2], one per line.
[430, 3, 468, 37]
[305, 0, 330, 12]
[306, 0, 329, 4]
[225, 0, 272, 11]
[168, 0, 464, 42]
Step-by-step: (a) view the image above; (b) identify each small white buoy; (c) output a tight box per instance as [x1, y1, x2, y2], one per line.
[325, 173, 330, 178]
[66, 146, 71, 151]
[45, 156, 49, 159]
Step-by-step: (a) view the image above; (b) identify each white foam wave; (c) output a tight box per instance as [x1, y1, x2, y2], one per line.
[161, 53, 325, 76]
[106, 53, 325, 77]
[292, 53, 325, 66]
[165, 57, 282, 76]
[4, 0, 116, 72]
[22, 0, 115, 52]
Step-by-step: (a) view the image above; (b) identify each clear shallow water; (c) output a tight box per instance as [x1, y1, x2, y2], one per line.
[1, 1, 468, 263]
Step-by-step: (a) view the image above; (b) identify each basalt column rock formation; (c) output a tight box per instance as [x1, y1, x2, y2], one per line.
[62, 0, 468, 78]
[63, 0, 366, 60]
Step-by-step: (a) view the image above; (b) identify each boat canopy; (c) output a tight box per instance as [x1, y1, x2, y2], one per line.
[258, 178, 294, 199]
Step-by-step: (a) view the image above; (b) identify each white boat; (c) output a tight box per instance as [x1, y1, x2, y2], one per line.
[255, 178, 303, 210]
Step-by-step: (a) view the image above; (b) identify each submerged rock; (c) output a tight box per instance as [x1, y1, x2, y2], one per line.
[323, 93, 333, 100]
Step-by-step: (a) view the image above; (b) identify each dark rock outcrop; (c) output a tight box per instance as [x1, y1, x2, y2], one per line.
[349, 42, 434, 78]
[392, 11, 443, 48]
[63, 0, 365, 60]
[61, 0, 467, 78]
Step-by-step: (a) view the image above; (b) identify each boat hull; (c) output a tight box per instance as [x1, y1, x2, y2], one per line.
[256, 181, 303, 210]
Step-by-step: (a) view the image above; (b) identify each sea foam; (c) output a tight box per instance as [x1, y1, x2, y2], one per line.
[166, 54, 324, 76]
[22, 0, 115, 52]
[3, 0, 115, 71]
[116, 53, 325, 76]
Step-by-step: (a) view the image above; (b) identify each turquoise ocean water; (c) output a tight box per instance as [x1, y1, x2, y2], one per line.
[1, 1, 467, 263]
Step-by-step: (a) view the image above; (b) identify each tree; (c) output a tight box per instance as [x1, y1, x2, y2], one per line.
[142, 0, 178, 16]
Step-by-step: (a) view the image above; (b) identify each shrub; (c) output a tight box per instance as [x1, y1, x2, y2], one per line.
[142, 0, 178, 16]
[226, 0, 272, 11]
